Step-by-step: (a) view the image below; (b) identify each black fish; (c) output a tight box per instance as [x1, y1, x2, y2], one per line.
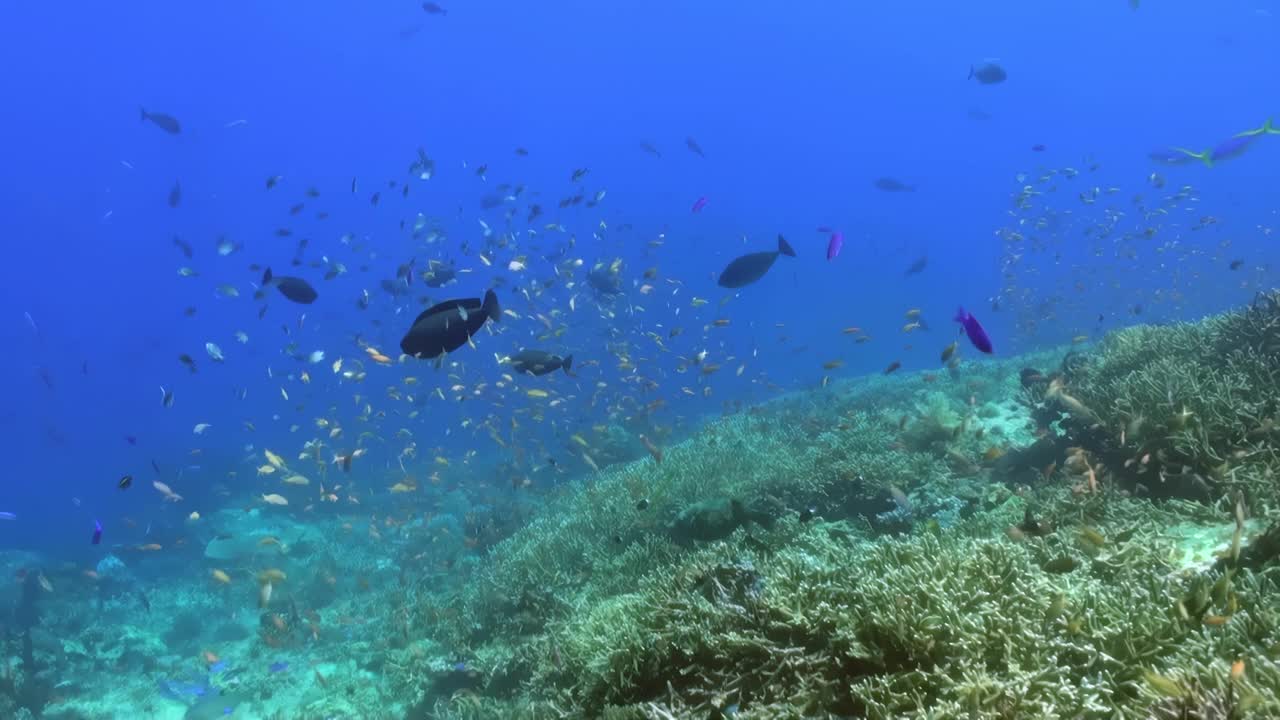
[139, 107, 181, 134]
[510, 349, 573, 376]
[400, 290, 501, 360]
[422, 1, 447, 14]
[262, 267, 317, 304]
[717, 235, 796, 289]
[968, 62, 1007, 85]
[903, 255, 928, 277]
[587, 266, 622, 296]
[118, 475, 133, 490]
[874, 177, 916, 192]
[685, 136, 705, 157]
[168, 181, 182, 208]
[639, 141, 662, 158]
[172, 235, 192, 258]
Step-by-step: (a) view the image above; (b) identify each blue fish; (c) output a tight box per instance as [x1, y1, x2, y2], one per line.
[269, 661, 289, 673]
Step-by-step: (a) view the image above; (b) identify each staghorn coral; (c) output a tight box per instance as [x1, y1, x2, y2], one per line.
[400, 300, 1280, 718]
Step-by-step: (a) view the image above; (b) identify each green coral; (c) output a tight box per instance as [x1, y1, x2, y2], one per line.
[1064, 293, 1280, 503]
[400, 298, 1280, 718]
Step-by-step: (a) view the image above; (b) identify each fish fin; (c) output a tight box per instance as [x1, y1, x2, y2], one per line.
[483, 289, 501, 323]
[262, 267, 273, 285]
[1173, 147, 1213, 168]
[777, 234, 796, 257]
[954, 306, 968, 324]
[561, 354, 573, 373]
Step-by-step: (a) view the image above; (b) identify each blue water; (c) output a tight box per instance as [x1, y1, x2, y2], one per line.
[0, 0, 1276, 600]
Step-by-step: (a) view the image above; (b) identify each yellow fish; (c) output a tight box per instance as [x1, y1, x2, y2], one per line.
[264, 449, 286, 469]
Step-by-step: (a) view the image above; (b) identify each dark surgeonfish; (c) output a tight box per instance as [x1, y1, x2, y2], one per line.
[968, 61, 1007, 84]
[260, 267, 317, 304]
[874, 177, 916, 192]
[400, 289, 501, 359]
[510, 349, 573, 376]
[139, 107, 181, 134]
[718, 235, 796, 289]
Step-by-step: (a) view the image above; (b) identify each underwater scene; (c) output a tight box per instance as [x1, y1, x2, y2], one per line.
[3, 1, 1280, 718]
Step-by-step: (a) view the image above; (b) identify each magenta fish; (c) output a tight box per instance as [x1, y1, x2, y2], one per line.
[954, 306, 994, 353]
[691, 196, 709, 213]
[826, 231, 844, 261]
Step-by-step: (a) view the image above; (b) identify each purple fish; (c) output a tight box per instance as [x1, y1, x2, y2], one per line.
[690, 196, 708, 213]
[1210, 133, 1263, 164]
[91, 519, 103, 545]
[954, 307, 993, 354]
[826, 231, 844, 261]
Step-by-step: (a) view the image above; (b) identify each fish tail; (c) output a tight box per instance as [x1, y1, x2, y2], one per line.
[483, 289, 501, 323]
[1174, 147, 1213, 168]
[139, 106, 148, 122]
[954, 306, 968, 324]
[562, 355, 573, 373]
[262, 267, 273, 285]
[1265, 117, 1280, 135]
[777, 234, 796, 257]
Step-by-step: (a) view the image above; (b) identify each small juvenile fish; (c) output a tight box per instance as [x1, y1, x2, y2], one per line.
[691, 196, 709, 213]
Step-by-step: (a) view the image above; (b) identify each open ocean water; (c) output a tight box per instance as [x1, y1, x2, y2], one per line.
[2, 1, 1280, 718]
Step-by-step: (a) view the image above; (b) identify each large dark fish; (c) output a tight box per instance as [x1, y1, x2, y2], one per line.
[400, 289, 501, 359]
[510, 349, 573, 376]
[587, 266, 622, 296]
[261, 267, 317, 304]
[139, 107, 181, 134]
[968, 62, 1007, 85]
[717, 235, 796, 289]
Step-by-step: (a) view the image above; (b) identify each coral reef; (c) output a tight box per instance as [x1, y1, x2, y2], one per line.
[392, 299, 1280, 719]
[8, 297, 1280, 718]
